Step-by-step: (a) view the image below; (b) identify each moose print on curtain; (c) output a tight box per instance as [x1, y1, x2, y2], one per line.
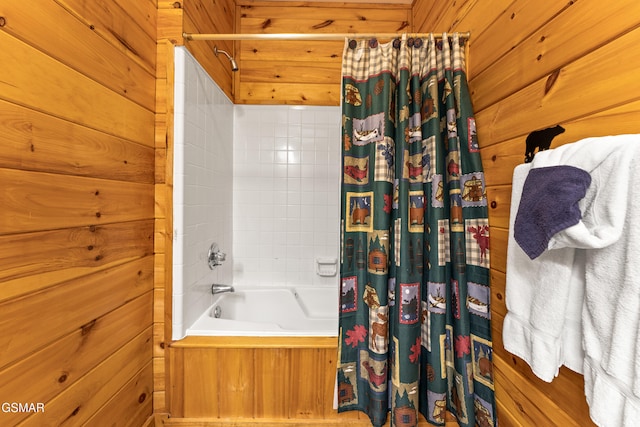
[337, 34, 496, 427]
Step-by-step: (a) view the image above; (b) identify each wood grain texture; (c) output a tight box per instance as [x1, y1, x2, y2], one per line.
[0, 220, 153, 299]
[254, 348, 291, 418]
[84, 362, 155, 427]
[0, 293, 152, 425]
[19, 329, 153, 427]
[0, 1, 156, 424]
[238, 40, 343, 63]
[234, 1, 411, 105]
[1, 0, 156, 110]
[475, 27, 640, 147]
[1, 29, 154, 146]
[0, 257, 153, 369]
[158, 7, 185, 42]
[154, 38, 176, 414]
[0, 168, 154, 234]
[470, 0, 640, 110]
[161, 419, 461, 426]
[168, 339, 461, 426]
[0, 99, 155, 178]
[56, 0, 157, 73]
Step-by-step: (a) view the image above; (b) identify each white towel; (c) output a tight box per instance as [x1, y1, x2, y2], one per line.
[581, 139, 640, 427]
[508, 134, 640, 426]
[504, 134, 639, 383]
[584, 365, 640, 427]
[561, 248, 586, 374]
[503, 163, 584, 381]
[541, 136, 631, 252]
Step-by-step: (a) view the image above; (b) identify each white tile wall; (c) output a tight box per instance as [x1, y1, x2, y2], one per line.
[174, 48, 341, 338]
[233, 105, 341, 287]
[173, 47, 234, 339]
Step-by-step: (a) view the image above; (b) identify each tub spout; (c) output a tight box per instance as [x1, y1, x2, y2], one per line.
[211, 284, 235, 295]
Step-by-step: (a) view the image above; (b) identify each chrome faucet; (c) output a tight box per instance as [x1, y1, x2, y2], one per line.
[208, 243, 227, 269]
[211, 284, 235, 295]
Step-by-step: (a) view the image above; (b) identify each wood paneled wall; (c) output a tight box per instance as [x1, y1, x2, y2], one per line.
[169, 337, 339, 421]
[235, 1, 411, 105]
[0, 0, 157, 425]
[415, 0, 640, 425]
[156, 1, 181, 415]
[154, 37, 172, 415]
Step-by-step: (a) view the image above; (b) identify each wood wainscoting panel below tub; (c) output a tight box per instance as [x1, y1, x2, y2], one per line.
[167, 336, 459, 426]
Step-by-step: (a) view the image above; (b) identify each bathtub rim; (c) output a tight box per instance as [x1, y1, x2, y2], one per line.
[170, 335, 338, 349]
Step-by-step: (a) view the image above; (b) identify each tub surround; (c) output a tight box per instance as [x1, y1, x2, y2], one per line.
[173, 47, 341, 340]
[233, 105, 341, 288]
[172, 47, 234, 340]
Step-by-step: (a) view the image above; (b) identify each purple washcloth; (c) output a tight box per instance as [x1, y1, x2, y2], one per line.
[514, 165, 592, 259]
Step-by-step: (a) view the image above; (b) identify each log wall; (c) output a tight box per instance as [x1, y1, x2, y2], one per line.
[0, 0, 157, 425]
[414, 0, 640, 425]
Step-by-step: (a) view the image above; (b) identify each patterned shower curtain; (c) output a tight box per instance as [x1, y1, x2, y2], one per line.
[337, 34, 496, 427]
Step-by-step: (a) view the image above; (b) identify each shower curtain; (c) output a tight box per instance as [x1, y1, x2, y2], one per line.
[337, 34, 496, 427]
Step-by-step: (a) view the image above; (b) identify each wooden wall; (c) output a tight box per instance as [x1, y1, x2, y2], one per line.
[154, 36, 172, 415]
[156, 1, 179, 415]
[0, 0, 157, 425]
[414, 0, 640, 425]
[235, 0, 411, 105]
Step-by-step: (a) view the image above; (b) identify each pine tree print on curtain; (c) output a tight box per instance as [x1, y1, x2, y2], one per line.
[337, 34, 496, 427]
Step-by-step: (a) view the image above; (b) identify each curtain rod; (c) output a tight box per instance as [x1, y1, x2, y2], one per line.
[182, 32, 470, 41]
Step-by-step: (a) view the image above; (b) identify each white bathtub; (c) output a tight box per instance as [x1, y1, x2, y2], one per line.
[186, 287, 339, 337]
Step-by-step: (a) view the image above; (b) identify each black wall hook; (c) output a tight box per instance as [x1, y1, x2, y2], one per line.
[524, 125, 565, 163]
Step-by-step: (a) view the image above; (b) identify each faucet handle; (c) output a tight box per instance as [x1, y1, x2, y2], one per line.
[207, 242, 226, 269]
